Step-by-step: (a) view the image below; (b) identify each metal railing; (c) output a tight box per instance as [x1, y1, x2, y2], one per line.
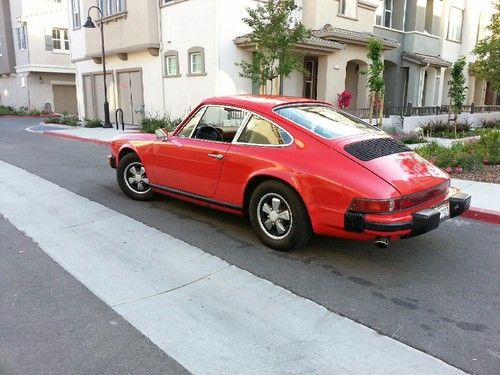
[343, 103, 500, 118]
[115, 108, 124, 131]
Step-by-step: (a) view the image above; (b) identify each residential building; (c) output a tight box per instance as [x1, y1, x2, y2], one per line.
[373, 0, 497, 108]
[69, 0, 494, 124]
[0, 0, 77, 113]
[71, 0, 401, 122]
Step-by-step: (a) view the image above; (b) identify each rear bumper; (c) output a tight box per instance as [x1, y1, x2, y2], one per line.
[108, 155, 117, 169]
[344, 192, 471, 238]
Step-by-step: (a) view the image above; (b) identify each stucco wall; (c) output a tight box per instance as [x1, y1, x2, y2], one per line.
[74, 51, 162, 119]
[0, 75, 29, 108]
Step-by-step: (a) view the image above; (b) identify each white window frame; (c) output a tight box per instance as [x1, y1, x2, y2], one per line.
[52, 28, 70, 52]
[339, 0, 347, 15]
[99, 0, 126, 17]
[164, 51, 179, 77]
[72, 0, 81, 29]
[16, 25, 27, 51]
[187, 46, 206, 76]
[190, 52, 203, 74]
[376, 0, 393, 28]
[447, 6, 463, 42]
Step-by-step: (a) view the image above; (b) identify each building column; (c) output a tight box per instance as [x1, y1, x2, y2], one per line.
[424, 67, 437, 106]
[436, 67, 446, 105]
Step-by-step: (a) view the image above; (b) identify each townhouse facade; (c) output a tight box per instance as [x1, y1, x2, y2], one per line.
[0, 0, 77, 113]
[68, 0, 495, 124]
[373, 0, 497, 109]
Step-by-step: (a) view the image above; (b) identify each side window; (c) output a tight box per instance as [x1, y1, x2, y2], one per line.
[237, 115, 292, 145]
[192, 106, 247, 142]
[177, 108, 205, 138]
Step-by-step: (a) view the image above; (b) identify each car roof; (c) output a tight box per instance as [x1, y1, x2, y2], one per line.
[200, 95, 327, 113]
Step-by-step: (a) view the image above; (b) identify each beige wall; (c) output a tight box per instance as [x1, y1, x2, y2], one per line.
[80, 0, 159, 59]
[303, 0, 376, 32]
[0, 75, 29, 108]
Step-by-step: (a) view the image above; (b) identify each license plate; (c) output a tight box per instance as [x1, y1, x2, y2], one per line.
[436, 201, 450, 220]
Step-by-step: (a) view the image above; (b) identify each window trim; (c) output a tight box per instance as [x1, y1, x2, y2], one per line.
[72, 0, 81, 29]
[16, 24, 27, 51]
[164, 50, 180, 77]
[375, 0, 393, 29]
[99, 0, 126, 17]
[187, 46, 206, 76]
[446, 6, 463, 43]
[52, 28, 70, 52]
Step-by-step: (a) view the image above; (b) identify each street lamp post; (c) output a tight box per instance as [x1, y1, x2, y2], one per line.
[83, 6, 112, 128]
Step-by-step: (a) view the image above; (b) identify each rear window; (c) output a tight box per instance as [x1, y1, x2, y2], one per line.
[275, 105, 383, 140]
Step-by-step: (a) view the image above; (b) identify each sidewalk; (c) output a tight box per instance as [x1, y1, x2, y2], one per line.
[34, 123, 500, 225]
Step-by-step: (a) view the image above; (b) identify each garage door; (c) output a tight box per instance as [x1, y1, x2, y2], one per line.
[52, 85, 77, 114]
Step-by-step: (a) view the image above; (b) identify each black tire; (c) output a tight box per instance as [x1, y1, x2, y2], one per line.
[249, 180, 312, 251]
[117, 153, 156, 201]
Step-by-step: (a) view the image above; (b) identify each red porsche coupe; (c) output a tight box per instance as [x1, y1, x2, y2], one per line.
[108, 95, 470, 250]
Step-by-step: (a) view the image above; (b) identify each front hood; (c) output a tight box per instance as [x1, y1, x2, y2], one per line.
[335, 135, 449, 196]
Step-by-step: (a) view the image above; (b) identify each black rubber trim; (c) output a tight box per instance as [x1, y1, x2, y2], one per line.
[449, 192, 471, 217]
[150, 183, 242, 211]
[364, 220, 414, 232]
[108, 155, 117, 169]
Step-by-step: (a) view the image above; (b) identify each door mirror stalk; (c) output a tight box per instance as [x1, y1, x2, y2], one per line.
[155, 128, 168, 142]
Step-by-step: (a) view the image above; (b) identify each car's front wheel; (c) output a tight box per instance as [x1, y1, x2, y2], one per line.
[249, 181, 312, 251]
[117, 153, 156, 201]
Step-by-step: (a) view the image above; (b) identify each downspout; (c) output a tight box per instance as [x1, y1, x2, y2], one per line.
[157, 3, 166, 114]
[417, 63, 430, 106]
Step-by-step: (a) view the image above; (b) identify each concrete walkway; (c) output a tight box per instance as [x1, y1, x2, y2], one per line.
[33, 123, 500, 224]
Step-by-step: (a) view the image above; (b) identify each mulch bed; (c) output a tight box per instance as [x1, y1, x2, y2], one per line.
[449, 165, 500, 184]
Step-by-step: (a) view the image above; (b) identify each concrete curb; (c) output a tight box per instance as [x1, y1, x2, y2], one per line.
[463, 207, 500, 225]
[44, 130, 111, 146]
[42, 130, 500, 226]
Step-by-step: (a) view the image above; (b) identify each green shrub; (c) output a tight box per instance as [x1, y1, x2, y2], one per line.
[140, 114, 182, 134]
[393, 131, 426, 144]
[0, 105, 15, 116]
[421, 120, 473, 138]
[480, 119, 500, 129]
[46, 114, 79, 126]
[415, 131, 500, 171]
[479, 129, 500, 164]
[84, 118, 103, 128]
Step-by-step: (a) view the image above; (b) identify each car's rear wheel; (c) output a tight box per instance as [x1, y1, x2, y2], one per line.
[249, 181, 312, 251]
[117, 153, 156, 201]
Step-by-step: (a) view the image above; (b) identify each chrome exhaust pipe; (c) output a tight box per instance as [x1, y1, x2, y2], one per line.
[374, 237, 390, 249]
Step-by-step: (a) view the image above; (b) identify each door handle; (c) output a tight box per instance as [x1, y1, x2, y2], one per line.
[208, 153, 224, 160]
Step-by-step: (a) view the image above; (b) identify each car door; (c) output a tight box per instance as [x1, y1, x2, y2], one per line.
[152, 106, 248, 198]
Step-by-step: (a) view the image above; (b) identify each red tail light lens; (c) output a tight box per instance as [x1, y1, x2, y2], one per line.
[350, 182, 450, 214]
[349, 198, 400, 213]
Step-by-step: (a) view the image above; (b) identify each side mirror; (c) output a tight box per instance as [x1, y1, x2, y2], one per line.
[155, 128, 168, 142]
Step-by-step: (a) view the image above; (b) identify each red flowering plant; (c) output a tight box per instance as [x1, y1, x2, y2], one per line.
[337, 90, 353, 109]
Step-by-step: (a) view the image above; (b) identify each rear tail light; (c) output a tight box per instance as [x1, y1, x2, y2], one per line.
[349, 181, 450, 214]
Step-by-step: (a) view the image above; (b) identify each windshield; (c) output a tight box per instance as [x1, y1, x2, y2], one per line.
[275, 105, 383, 140]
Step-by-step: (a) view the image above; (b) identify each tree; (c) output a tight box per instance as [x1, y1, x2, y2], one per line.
[448, 56, 467, 138]
[237, 0, 310, 95]
[365, 38, 385, 126]
[471, 1, 500, 92]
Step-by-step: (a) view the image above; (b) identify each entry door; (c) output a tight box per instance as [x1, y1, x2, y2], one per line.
[303, 57, 318, 99]
[93, 72, 114, 120]
[117, 70, 144, 125]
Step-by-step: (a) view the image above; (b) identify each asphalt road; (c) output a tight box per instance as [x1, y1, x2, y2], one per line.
[1, 118, 499, 374]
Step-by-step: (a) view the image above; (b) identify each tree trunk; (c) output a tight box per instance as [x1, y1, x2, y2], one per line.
[369, 94, 375, 125]
[379, 95, 384, 127]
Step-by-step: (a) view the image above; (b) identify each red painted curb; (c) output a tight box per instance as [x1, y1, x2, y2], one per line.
[44, 131, 111, 146]
[463, 207, 500, 225]
[1, 115, 61, 119]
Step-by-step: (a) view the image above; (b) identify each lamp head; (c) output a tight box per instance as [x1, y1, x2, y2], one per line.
[83, 16, 96, 28]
